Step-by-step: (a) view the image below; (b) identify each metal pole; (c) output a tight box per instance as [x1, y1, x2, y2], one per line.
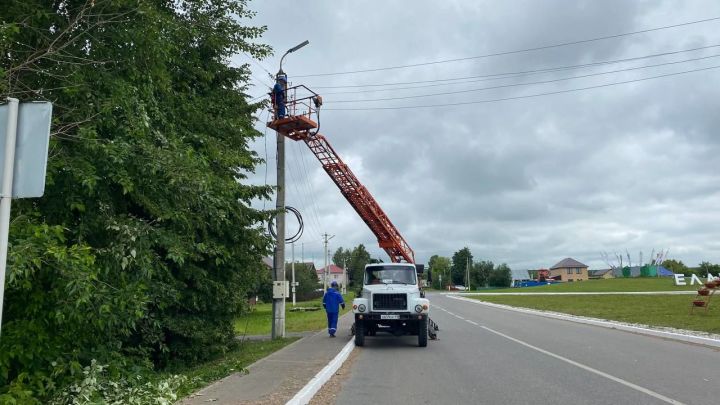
[0, 98, 19, 337]
[466, 257, 470, 291]
[323, 233, 328, 291]
[292, 242, 296, 307]
[272, 126, 286, 339]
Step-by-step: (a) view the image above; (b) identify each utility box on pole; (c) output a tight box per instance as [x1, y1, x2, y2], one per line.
[273, 281, 289, 299]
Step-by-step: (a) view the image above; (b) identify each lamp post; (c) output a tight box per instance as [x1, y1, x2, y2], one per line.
[279, 40, 309, 76]
[272, 40, 309, 339]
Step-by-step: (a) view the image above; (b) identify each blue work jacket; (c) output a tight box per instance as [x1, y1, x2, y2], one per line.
[323, 288, 345, 313]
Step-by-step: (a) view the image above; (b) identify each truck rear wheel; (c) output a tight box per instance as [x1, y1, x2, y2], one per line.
[355, 321, 365, 347]
[418, 318, 428, 347]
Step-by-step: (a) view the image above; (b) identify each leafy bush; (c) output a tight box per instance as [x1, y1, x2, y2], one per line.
[1, 0, 272, 401]
[49, 360, 188, 405]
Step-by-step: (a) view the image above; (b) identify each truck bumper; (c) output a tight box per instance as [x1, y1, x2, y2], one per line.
[355, 313, 427, 322]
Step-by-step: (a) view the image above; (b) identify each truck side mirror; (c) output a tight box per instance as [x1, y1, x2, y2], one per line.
[415, 264, 425, 274]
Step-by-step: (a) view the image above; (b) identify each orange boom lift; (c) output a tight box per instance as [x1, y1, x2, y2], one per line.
[268, 84, 415, 265]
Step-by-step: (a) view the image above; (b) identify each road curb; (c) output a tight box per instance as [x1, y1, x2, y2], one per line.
[448, 294, 720, 349]
[452, 291, 697, 295]
[285, 338, 355, 405]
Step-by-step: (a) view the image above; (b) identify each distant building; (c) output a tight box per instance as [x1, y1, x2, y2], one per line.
[510, 269, 531, 284]
[588, 268, 614, 280]
[550, 258, 589, 282]
[317, 264, 347, 287]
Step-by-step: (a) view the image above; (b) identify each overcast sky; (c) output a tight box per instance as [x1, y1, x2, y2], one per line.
[235, 0, 720, 270]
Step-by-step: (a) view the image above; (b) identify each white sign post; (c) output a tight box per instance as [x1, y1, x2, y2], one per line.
[0, 98, 19, 338]
[0, 98, 53, 337]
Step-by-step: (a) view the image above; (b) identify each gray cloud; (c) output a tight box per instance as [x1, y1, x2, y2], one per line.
[242, 0, 720, 270]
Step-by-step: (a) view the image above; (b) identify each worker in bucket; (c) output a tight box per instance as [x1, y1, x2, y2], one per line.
[322, 280, 345, 337]
[272, 73, 287, 118]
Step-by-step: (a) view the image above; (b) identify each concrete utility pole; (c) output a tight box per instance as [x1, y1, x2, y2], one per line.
[342, 257, 348, 294]
[271, 40, 309, 340]
[323, 233, 335, 290]
[272, 122, 286, 339]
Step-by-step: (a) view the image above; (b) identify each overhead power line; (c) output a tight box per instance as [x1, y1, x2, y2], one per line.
[312, 43, 720, 92]
[326, 53, 720, 103]
[322, 64, 720, 110]
[293, 16, 720, 78]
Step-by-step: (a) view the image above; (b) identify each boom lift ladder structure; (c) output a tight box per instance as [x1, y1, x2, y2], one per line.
[268, 85, 415, 264]
[268, 83, 438, 340]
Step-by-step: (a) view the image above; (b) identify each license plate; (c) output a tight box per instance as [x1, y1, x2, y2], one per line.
[380, 314, 400, 320]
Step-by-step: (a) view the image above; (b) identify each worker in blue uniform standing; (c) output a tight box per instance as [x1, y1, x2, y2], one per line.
[323, 281, 345, 337]
[272, 73, 287, 118]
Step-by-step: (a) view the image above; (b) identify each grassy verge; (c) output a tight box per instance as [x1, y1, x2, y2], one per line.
[470, 295, 720, 334]
[170, 337, 298, 399]
[234, 292, 356, 336]
[469, 278, 699, 293]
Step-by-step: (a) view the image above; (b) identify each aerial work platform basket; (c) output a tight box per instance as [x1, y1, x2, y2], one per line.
[267, 84, 321, 141]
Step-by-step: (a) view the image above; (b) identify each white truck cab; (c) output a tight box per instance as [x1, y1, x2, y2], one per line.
[352, 263, 433, 347]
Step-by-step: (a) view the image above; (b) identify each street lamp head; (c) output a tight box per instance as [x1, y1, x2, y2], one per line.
[279, 40, 310, 73]
[287, 40, 309, 54]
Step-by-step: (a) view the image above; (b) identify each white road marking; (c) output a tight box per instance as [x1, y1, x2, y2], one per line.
[466, 320, 478, 326]
[448, 295, 720, 348]
[455, 315, 465, 320]
[479, 325, 686, 405]
[447, 311, 456, 316]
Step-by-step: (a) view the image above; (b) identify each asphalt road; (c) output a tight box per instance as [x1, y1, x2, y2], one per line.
[334, 293, 720, 405]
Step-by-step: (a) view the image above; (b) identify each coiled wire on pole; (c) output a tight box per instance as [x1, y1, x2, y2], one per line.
[268, 206, 304, 243]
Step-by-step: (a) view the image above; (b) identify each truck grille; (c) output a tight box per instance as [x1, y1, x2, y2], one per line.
[373, 294, 407, 310]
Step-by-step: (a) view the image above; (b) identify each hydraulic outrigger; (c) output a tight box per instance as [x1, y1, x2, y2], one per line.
[267, 82, 438, 340]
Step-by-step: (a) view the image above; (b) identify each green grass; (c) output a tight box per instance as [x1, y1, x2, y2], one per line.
[168, 338, 298, 399]
[475, 278, 699, 293]
[234, 292, 356, 336]
[470, 295, 720, 334]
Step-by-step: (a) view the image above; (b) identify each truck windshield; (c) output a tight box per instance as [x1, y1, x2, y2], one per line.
[365, 266, 416, 285]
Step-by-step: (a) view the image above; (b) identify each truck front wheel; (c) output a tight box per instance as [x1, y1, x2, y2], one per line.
[355, 321, 365, 347]
[418, 318, 428, 347]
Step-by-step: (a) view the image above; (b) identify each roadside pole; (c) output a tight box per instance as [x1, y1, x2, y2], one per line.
[291, 242, 296, 307]
[466, 257, 470, 291]
[0, 98, 19, 337]
[272, 122, 286, 339]
[322, 233, 334, 290]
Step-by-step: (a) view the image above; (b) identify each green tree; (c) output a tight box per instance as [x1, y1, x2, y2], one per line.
[663, 259, 689, 275]
[288, 262, 321, 301]
[472, 260, 494, 288]
[451, 247, 473, 286]
[488, 263, 512, 287]
[348, 244, 372, 286]
[1, 0, 271, 400]
[332, 247, 352, 270]
[698, 261, 720, 277]
[429, 255, 451, 289]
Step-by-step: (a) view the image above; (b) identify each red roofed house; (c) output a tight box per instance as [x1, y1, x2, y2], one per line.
[317, 264, 347, 288]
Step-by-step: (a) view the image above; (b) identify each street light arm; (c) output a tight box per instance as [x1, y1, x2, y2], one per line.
[279, 40, 310, 74]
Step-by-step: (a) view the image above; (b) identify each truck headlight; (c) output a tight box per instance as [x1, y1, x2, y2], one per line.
[414, 304, 423, 313]
[358, 304, 366, 312]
